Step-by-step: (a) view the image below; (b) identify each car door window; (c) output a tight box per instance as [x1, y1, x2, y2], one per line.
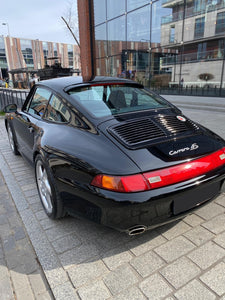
[44, 95, 71, 123]
[27, 87, 52, 117]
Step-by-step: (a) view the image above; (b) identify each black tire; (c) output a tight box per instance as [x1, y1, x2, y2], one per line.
[7, 123, 20, 155]
[35, 154, 66, 219]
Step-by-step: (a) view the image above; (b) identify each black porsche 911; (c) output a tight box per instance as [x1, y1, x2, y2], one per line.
[4, 76, 225, 235]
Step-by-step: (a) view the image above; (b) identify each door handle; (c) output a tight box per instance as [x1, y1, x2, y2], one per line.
[28, 126, 34, 133]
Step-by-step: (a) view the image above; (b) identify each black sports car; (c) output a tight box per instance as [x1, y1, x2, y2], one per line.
[4, 76, 225, 235]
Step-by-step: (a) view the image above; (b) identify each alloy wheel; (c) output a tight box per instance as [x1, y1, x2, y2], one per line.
[36, 160, 53, 214]
[8, 126, 15, 153]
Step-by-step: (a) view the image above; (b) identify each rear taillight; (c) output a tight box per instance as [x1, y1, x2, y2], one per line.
[91, 147, 225, 193]
[91, 174, 149, 192]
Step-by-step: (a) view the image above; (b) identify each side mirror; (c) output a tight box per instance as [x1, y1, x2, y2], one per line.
[3, 104, 18, 113]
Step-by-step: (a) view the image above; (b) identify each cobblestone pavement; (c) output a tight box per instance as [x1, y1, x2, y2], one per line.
[0, 167, 53, 299]
[0, 105, 225, 300]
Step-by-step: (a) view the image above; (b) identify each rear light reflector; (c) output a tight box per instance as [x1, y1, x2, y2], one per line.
[91, 147, 225, 193]
[91, 174, 149, 192]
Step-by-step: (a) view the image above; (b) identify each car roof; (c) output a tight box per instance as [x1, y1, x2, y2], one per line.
[37, 76, 141, 93]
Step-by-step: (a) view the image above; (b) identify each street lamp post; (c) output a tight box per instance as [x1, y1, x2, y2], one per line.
[2, 22, 14, 72]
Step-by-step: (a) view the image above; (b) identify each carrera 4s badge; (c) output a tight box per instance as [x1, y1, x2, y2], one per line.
[169, 143, 199, 156]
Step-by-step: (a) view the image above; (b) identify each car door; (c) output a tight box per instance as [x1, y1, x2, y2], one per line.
[13, 87, 52, 161]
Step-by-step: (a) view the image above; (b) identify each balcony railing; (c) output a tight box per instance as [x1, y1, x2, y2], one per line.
[161, 49, 224, 65]
[162, 0, 183, 6]
[161, 1, 225, 24]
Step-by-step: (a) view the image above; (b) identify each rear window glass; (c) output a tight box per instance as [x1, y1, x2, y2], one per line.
[67, 84, 170, 118]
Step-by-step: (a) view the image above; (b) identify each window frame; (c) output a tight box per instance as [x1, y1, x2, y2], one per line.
[24, 86, 52, 119]
[43, 93, 72, 124]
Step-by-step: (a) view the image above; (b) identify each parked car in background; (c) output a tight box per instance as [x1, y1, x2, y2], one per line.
[4, 76, 225, 235]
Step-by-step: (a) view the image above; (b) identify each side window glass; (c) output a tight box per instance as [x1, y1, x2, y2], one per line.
[44, 95, 71, 123]
[27, 87, 51, 117]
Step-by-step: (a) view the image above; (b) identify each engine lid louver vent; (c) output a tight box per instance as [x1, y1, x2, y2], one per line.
[156, 115, 199, 134]
[108, 115, 199, 148]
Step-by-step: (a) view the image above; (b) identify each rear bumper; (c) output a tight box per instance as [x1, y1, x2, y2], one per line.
[58, 169, 225, 233]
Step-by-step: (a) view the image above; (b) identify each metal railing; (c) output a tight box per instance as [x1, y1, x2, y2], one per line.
[152, 85, 225, 97]
[161, 49, 224, 65]
[0, 88, 29, 111]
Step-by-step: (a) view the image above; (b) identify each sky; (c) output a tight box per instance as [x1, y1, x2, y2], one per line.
[0, 0, 79, 44]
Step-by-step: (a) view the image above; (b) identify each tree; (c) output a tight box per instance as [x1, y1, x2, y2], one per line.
[62, 1, 80, 47]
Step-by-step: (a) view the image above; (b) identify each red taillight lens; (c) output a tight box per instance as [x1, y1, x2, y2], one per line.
[91, 147, 225, 193]
[144, 147, 225, 189]
[91, 174, 149, 192]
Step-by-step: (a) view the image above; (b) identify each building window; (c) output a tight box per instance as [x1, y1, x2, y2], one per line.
[53, 43, 58, 57]
[194, 0, 206, 13]
[20, 39, 34, 68]
[107, 0, 125, 20]
[0, 37, 7, 69]
[67, 44, 73, 68]
[170, 26, 175, 43]
[42, 42, 49, 65]
[197, 42, 207, 60]
[194, 17, 205, 39]
[215, 12, 225, 35]
[127, 5, 150, 42]
[127, 0, 149, 12]
[94, 0, 106, 25]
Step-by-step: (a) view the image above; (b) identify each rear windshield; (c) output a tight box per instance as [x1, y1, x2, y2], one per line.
[67, 84, 170, 118]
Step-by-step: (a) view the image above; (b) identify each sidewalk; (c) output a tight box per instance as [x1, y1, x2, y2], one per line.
[0, 169, 53, 300]
[0, 103, 225, 299]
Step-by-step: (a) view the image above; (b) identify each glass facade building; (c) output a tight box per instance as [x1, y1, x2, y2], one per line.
[0, 37, 7, 69]
[93, 0, 225, 92]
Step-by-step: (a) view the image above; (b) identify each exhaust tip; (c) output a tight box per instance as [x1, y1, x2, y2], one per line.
[128, 225, 147, 236]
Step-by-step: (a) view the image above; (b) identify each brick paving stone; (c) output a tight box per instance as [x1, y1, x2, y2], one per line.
[187, 241, 225, 270]
[200, 262, 225, 296]
[35, 210, 49, 221]
[111, 286, 146, 300]
[127, 230, 167, 256]
[202, 214, 225, 234]
[0, 276, 15, 300]
[68, 260, 109, 288]
[215, 193, 225, 207]
[196, 203, 225, 220]
[154, 236, 196, 263]
[52, 281, 79, 300]
[174, 279, 216, 300]
[159, 221, 191, 240]
[52, 233, 82, 254]
[102, 247, 133, 270]
[14, 226, 26, 241]
[10, 270, 31, 291]
[45, 220, 76, 242]
[183, 225, 215, 246]
[78, 280, 111, 300]
[103, 264, 139, 295]
[59, 242, 100, 268]
[139, 273, 173, 299]
[130, 250, 165, 278]
[28, 271, 50, 297]
[160, 257, 201, 289]
[0, 246, 3, 259]
[214, 231, 225, 248]
[40, 218, 58, 230]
